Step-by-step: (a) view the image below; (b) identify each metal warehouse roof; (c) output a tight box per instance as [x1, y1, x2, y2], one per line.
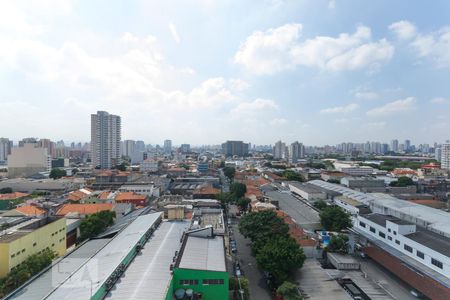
[309, 180, 450, 238]
[6, 238, 111, 300]
[106, 220, 189, 300]
[44, 212, 162, 300]
[178, 236, 226, 272]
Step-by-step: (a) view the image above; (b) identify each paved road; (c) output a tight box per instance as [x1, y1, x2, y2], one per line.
[231, 219, 272, 300]
[265, 189, 321, 231]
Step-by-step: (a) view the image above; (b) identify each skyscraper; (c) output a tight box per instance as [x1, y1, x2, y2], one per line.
[289, 141, 305, 163]
[391, 139, 399, 152]
[441, 140, 450, 170]
[164, 140, 172, 154]
[0, 138, 12, 162]
[405, 139, 411, 152]
[221, 141, 249, 157]
[91, 111, 121, 169]
[273, 141, 286, 160]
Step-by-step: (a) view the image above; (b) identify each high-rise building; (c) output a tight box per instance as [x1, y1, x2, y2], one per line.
[38, 138, 56, 158]
[122, 140, 136, 158]
[435, 147, 442, 162]
[180, 144, 191, 154]
[289, 141, 305, 163]
[91, 111, 121, 169]
[7, 143, 51, 177]
[391, 139, 399, 152]
[163, 140, 172, 154]
[441, 141, 450, 170]
[221, 141, 249, 157]
[405, 139, 411, 152]
[273, 141, 286, 160]
[0, 138, 12, 162]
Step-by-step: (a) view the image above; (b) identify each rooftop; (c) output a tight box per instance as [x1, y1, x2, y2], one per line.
[178, 235, 226, 272]
[13, 205, 47, 216]
[55, 203, 114, 216]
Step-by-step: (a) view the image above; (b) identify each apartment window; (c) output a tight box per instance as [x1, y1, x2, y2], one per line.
[379, 232, 386, 238]
[16, 251, 20, 255]
[388, 228, 391, 233]
[179, 279, 198, 285]
[51, 243, 55, 247]
[33, 242, 37, 247]
[404, 244, 413, 253]
[21, 249, 25, 253]
[387, 236, 392, 241]
[416, 251, 424, 259]
[369, 227, 376, 233]
[395, 240, 400, 245]
[11, 254, 15, 258]
[203, 279, 224, 285]
[359, 221, 366, 228]
[432, 258, 443, 269]
[393, 231, 397, 235]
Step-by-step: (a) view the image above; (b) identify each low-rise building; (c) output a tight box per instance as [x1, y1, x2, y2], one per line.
[340, 177, 385, 192]
[7, 143, 51, 178]
[288, 182, 327, 202]
[115, 192, 148, 207]
[55, 203, 114, 218]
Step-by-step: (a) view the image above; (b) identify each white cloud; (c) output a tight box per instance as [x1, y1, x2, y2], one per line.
[366, 97, 416, 116]
[270, 118, 287, 126]
[355, 91, 378, 100]
[231, 98, 278, 115]
[389, 21, 417, 40]
[320, 103, 358, 114]
[169, 22, 181, 43]
[430, 97, 449, 104]
[234, 24, 394, 74]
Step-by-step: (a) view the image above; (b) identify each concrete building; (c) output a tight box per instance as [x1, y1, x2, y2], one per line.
[0, 217, 66, 278]
[273, 140, 286, 160]
[0, 138, 13, 162]
[122, 139, 135, 158]
[441, 140, 450, 170]
[288, 182, 327, 202]
[180, 143, 191, 153]
[7, 143, 51, 178]
[289, 141, 304, 163]
[221, 140, 249, 157]
[391, 139, 399, 152]
[163, 139, 172, 154]
[140, 158, 159, 173]
[340, 177, 386, 192]
[91, 111, 121, 169]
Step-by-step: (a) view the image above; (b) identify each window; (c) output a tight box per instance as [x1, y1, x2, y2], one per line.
[416, 251, 424, 259]
[179, 279, 198, 285]
[11, 254, 15, 258]
[369, 227, 376, 233]
[395, 239, 400, 245]
[359, 221, 366, 228]
[21, 249, 25, 253]
[388, 228, 391, 233]
[404, 244, 413, 253]
[393, 231, 397, 235]
[432, 258, 443, 269]
[33, 242, 37, 247]
[379, 232, 386, 238]
[51, 243, 55, 247]
[387, 236, 392, 241]
[203, 279, 225, 285]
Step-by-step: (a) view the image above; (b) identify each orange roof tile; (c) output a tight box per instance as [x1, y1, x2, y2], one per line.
[56, 203, 114, 216]
[14, 205, 46, 216]
[0, 192, 30, 201]
[115, 192, 147, 201]
[98, 191, 111, 200]
[193, 186, 220, 195]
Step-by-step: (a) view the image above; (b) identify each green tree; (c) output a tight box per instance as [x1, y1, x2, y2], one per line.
[390, 176, 414, 187]
[229, 277, 250, 300]
[326, 234, 349, 253]
[78, 210, 115, 242]
[0, 187, 13, 194]
[256, 236, 306, 285]
[319, 206, 352, 232]
[282, 170, 305, 182]
[314, 200, 328, 211]
[237, 197, 251, 211]
[276, 281, 302, 300]
[230, 182, 247, 198]
[49, 168, 67, 179]
[223, 166, 235, 181]
[115, 163, 127, 171]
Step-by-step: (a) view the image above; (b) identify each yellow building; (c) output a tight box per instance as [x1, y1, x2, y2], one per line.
[0, 217, 66, 278]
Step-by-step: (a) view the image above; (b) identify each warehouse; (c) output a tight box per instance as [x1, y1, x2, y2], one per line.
[288, 182, 327, 203]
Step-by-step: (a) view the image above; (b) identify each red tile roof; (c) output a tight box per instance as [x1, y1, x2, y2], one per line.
[14, 205, 46, 216]
[115, 192, 147, 202]
[56, 203, 114, 216]
[0, 192, 30, 201]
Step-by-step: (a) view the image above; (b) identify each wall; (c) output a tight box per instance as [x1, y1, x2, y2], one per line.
[172, 268, 229, 300]
[0, 218, 66, 278]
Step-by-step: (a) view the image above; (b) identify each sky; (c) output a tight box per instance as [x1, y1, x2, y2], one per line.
[1, 0, 450, 146]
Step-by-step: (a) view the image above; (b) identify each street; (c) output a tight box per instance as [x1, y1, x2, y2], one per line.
[231, 218, 272, 300]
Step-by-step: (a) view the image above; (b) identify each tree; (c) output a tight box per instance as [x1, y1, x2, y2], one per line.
[314, 200, 328, 211]
[219, 160, 225, 168]
[78, 210, 115, 242]
[282, 170, 305, 182]
[256, 236, 306, 285]
[390, 176, 414, 187]
[277, 281, 302, 300]
[230, 182, 247, 198]
[49, 168, 67, 179]
[239, 210, 289, 253]
[237, 197, 251, 211]
[72, 168, 79, 175]
[223, 166, 235, 181]
[0, 187, 13, 194]
[115, 163, 127, 171]
[229, 277, 250, 300]
[326, 234, 349, 253]
[319, 206, 352, 232]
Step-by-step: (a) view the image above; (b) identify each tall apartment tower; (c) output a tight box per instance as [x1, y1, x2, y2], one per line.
[163, 140, 172, 154]
[273, 141, 286, 160]
[289, 141, 305, 163]
[91, 111, 121, 169]
[0, 138, 13, 162]
[391, 139, 399, 152]
[441, 140, 450, 170]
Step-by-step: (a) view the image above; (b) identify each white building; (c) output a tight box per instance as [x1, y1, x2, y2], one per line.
[289, 141, 304, 163]
[163, 139, 172, 154]
[273, 140, 286, 160]
[7, 143, 51, 177]
[118, 184, 160, 197]
[91, 111, 121, 169]
[441, 140, 450, 170]
[122, 140, 136, 158]
[0, 138, 12, 162]
[141, 159, 159, 173]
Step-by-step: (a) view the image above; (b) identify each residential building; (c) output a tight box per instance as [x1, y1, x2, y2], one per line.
[141, 159, 159, 173]
[0, 138, 13, 162]
[221, 140, 249, 157]
[180, 143, 191, 153]
[164, 139, 172, 154]
[115, 192, 148, 206]
[435, 147, 442, 162]
[273, 140, 286, 160]
[289, 141, 304, 163]
[91, 111, 121, 169]
[391, 139, 399, 152]
[7, 143, 51, 178]
[55, 203, 114, 218]
[122, 139, 135, 158]
[441, 140, 450, 170]
[0, 217, 66, 278]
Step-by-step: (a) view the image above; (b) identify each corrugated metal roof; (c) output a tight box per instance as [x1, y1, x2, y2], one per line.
[6, 239, 111, 300]
[44, 212, 162, 300]
[106, 221, 189, 300]
[178, 236, 226, 272]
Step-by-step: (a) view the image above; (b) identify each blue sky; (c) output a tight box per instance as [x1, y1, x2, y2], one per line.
[0, 0, 449, 146]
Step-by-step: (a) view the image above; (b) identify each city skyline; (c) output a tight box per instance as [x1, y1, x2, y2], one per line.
[1, 1, 450, 144]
